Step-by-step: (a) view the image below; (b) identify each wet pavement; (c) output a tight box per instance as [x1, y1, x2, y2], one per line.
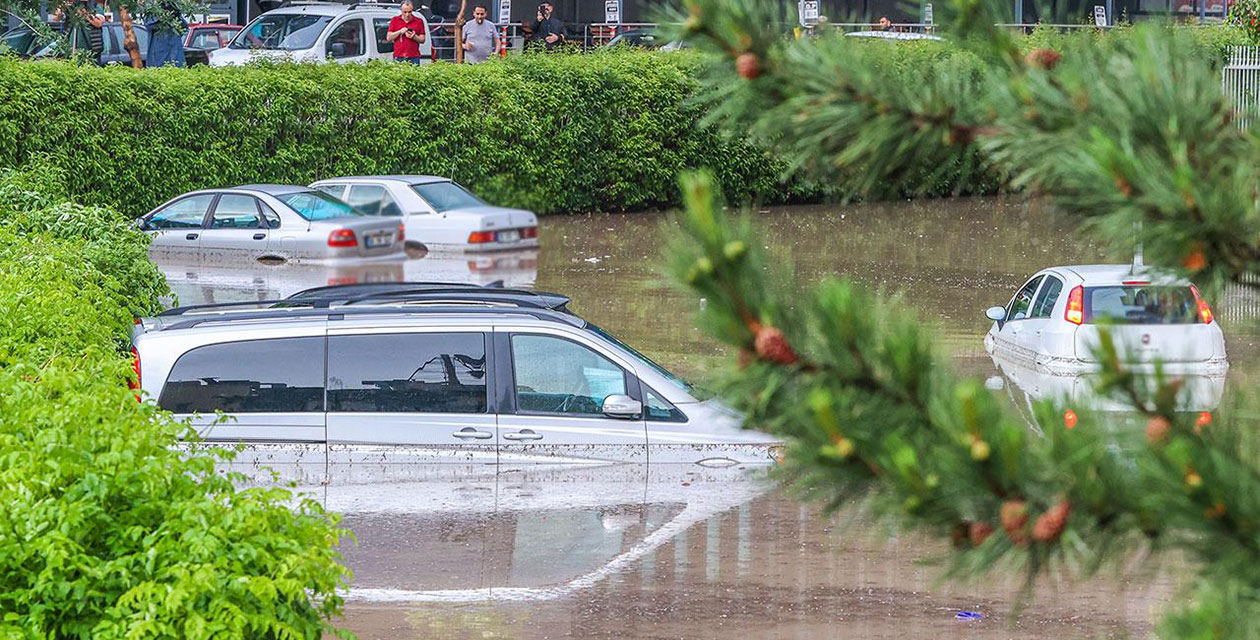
[154, 197, 1260, 638]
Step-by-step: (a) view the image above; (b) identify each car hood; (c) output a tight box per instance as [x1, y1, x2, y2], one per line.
[677, 398, 779, 444]
[439, 205, 537, 230]
[208, 47, 319, 66]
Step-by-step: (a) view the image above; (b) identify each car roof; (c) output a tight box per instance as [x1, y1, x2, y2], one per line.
[1044, 264, 1190, 285]
[316, 175, 452, 185]
[232, 184, 317, 195]
[845, 31, 944, 41]
[259, 2, 399, 16]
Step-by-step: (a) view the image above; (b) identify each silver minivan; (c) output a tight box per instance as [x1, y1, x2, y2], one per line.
[132, 283, 777, 467]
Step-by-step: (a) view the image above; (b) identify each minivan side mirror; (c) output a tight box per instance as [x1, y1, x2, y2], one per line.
[328, 42, 347, 58]
[985, 306, 1007, 322]
[602, 394, 642, 419]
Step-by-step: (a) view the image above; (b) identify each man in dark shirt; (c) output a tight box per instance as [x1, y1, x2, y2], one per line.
[528, 2, 563, 51]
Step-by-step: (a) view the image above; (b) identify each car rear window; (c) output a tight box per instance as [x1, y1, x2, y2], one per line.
[411, 182, 485, 213]
[276, 190, 362, 221]
[159, 337, 325, 413]
[1085, 285, 1199, 325]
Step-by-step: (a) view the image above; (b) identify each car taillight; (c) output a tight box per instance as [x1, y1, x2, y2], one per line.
[521, 226, 538, 239]
[129, 346, 141, 391]
[327, 229, 357, 247]
[468, 231, 495, 243]
[397, 223, 406, 243]
[1190, 284, 1214, 324]
[1065, 285, 1084, 325]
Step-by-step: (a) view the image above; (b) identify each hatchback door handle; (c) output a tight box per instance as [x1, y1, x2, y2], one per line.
[452, 427, 493, 440]
[503, 429, 543, 441]
[253, 233, 266, 240]
[185, 233, 199, 240]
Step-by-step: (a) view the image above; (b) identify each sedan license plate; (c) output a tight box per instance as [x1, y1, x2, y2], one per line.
[365, 233, 392, 248]
[497, 230, 520, 243]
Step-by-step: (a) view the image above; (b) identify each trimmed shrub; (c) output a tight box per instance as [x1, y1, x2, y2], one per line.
[0, 166, 349, 638]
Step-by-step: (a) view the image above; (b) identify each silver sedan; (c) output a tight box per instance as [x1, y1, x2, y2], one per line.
[139, 185, 406, 263]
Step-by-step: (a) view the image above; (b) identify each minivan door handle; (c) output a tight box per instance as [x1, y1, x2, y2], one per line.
[503, 429, 543, 441]
[252, 233, 266, 240]
[185, 233, 199, 240]
[452, 427, 493, 440]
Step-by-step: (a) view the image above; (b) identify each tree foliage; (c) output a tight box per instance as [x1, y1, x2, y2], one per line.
[664, 2, 1260, 635]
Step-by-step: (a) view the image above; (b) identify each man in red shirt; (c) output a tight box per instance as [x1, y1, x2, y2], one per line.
[387, 0, 426, 63]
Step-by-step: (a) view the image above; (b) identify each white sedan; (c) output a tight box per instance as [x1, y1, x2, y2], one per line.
[310, 176, 539, 253]
[984, 265, 1228, 376]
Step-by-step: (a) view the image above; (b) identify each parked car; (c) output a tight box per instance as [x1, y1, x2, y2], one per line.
[210, 3, 430, 66]
[0, 24, 57, 58]
[183, 22, 242, 65]
[132, 282, 777, 466]
[603, 28, 663, 48]
[138, 185, 406, 263]
[844, 30, 944, 41]
[984, 264, 1228, 375]
[31, 22, 149, 65]
[310, 176, 538, 253]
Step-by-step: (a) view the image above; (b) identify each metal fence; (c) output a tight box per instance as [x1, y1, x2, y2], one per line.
[1222, 46, 1260, 129]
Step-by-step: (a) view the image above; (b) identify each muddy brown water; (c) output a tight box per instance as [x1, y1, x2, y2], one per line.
[155, 197, 1260, 639]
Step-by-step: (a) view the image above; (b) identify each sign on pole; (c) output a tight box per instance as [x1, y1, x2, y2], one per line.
[604, 0, 620, 24]
[924, 2, 934, 25]
[498, 0, 510, 23]
[1093, 5, 1107, 26]
[798, 0, 819, 26]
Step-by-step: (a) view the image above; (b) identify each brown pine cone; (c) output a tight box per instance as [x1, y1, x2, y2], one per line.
[754, 326, 799, 365]
[1024, 48, 1062, 70]
[1000, 500, 1029, 546]
[1146, 416, 1171, 445]
[1032, 499, 1071, 543]
[969, 521, 994, 546]
[736, 52, 761, 80]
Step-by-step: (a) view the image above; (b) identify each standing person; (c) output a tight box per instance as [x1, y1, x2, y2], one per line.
[529, 2, 563, 51]
[146, 0, 187, 67]
[460, 4, 500, 63]
[387, 0, 427, 64]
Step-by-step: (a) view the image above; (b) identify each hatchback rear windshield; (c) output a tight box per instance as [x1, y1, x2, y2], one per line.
[231, 14, 331, 50]
[411, 182, 485, 213]
[1085, 285, 1199, 325]
[275, 190, 362, 221]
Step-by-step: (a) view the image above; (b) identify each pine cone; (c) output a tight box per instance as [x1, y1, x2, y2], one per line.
[1000, 500, 1029, 546]
[1183, 248, 1207, 272]
[754, 326, 799, 365]
[736, 52, 761, 80]
[1146, 416, 1171, 445]
[1024, 48, 1062, 70]
[1032, 499, 1071, 543]
[969, 521, 994, 546]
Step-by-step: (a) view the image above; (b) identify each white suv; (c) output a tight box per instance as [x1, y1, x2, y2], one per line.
[210, 2, 431, 66]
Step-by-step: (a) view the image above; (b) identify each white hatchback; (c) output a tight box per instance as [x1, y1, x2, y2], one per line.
[984, 265, 1228, 376]
[310, 176, 539, 253]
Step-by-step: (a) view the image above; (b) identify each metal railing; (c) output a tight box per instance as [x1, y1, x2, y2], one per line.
[1223, 46, 1260, 130]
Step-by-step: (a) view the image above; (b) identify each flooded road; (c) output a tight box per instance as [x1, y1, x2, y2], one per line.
[156, 197, 1260, 638]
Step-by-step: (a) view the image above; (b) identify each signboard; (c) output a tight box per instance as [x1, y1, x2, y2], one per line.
[924, 2, 934, 25]
[1093, 5, 1107, 25]
[498, 0, 510, 23]
[798, 0, 819, 26]
[604, 0, 620, 24]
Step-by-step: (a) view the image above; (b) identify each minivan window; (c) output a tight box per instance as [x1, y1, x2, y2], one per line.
[159, 337, 325, 413]
[1085, 285, 1199, 324]
[587, 323, 691, 392]
[644, 387, 687, 423]
[276, 190, 361, 221]
[327, 333, 488, 413]
[231, 14, 332, 50]
[326, 19, 364, 58]
[512, 334, 626, 416]
[411, 182, 485, 213]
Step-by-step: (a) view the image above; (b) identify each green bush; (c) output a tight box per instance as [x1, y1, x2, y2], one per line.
[0, 167, 350, 638]
[0, 50, 819, 217]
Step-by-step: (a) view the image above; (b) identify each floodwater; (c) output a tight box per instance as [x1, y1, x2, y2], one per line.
[155, 197, 1260, 639]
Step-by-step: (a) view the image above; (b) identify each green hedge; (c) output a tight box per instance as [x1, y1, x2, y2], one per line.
[0, 51, 821, 218]
[0, 164, 348, 638]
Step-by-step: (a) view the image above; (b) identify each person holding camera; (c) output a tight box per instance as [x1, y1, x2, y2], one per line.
[387, 0, 427, 64]
[527, 2, 563, 51]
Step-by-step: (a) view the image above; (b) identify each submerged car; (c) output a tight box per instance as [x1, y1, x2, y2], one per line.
[984, 265, 1228, 375]
[310, 176, 539, 253]
[138, 185, 405, 263]
[132, 283, 775, 466]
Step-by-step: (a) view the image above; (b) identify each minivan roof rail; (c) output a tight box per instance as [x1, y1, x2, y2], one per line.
[157, 305, 584, 332]
[155, 282, 572, 317]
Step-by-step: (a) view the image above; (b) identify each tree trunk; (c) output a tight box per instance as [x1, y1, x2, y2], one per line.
[118, 7, 142, 69]
[454, 0, 467, 63]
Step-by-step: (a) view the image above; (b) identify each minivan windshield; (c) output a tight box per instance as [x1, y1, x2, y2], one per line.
[411, 182, 485, 213]
[231, 14, 332, 50]
[275, 190, 362, 221]
[587, 323, 692, 392]
[1085, 285, 1199, 325]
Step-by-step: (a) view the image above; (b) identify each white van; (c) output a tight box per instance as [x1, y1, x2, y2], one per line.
[210, 2, 431, 66]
